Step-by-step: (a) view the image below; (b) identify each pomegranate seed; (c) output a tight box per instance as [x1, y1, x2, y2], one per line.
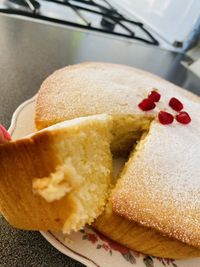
[158, 111, 174, 125]
[169, 97, 184, 111]
[0, 124, 11, 143]
[176, 111, 191, 124]
[148, 90, 161, 102]
[138, 98, 156, 111]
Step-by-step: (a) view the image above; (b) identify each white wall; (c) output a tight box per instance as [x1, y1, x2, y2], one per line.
[110, 0, 200, 46]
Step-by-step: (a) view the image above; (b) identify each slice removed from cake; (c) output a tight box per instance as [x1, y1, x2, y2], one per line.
[0, 113, 152, 233]
[0, 114, 113, 233]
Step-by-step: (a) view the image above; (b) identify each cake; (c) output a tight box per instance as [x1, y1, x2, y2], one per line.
[0, 114, 113, 233]
[34, 62, 200, 258]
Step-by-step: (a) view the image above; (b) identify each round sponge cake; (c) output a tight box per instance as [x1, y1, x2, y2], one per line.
[35, 62, 200, 258]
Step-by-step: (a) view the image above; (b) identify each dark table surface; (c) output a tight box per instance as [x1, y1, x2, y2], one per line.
[0, 13, 200, 267]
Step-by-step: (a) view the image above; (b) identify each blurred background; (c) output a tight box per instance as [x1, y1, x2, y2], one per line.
[1, 0, 200, 76]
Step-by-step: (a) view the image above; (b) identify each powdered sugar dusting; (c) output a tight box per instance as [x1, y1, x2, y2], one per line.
[112, 107, 200, 247]
[36, 62, 200, 130]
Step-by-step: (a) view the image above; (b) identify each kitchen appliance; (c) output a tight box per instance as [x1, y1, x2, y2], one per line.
[1, 0, 200, 51]
[0, 0, 160, 46]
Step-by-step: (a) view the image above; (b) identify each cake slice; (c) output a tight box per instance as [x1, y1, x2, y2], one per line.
[0, 114, 113, 233]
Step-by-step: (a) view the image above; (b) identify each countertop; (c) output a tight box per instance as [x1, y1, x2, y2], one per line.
[0, 13, 200, 267]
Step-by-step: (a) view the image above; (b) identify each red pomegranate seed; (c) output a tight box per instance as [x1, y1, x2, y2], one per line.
[158, 111, 174, 125]
[169, 97, 184, 111]
[176, 111, 191, 124]
[148, 90, 161, 102]
[138, 98, 156, 111]
[0, 124, 11, 143]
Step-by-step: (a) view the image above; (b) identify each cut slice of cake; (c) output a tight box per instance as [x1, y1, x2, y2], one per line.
[0, 113, 152, 233]
[0, 114, 113, 233]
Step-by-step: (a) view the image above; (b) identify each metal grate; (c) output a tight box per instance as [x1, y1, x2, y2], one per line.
[0, 0, 159, 45]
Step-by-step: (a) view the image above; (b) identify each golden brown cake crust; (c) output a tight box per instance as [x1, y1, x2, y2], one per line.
[0, 131, 76, 230]
[93, 206, 200, 259]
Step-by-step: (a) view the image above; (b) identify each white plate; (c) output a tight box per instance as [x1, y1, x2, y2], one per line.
[8, 96, 200, 267]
